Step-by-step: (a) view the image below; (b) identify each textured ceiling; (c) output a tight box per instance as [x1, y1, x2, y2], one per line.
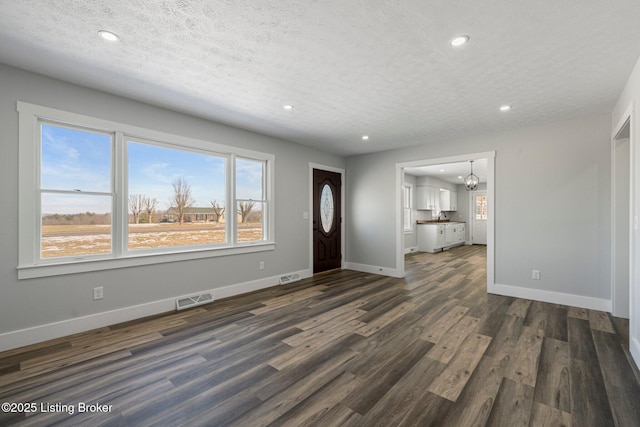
[1, 1, 640, 156]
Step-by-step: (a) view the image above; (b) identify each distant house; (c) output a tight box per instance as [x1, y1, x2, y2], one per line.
[163, 207, 222, 223]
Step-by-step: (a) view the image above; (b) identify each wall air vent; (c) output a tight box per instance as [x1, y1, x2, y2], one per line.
[176, 291, 214, 311]
[279, 273, 301, 285]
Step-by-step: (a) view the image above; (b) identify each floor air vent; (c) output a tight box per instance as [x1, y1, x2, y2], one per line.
[176, 292, 214, 311]
[280, 273, 301, 285]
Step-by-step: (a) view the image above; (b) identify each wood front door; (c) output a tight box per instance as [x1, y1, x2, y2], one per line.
[313, 169, 341, 273]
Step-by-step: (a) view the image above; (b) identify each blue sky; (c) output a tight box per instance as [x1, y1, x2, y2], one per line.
[41, 124, 263, 215]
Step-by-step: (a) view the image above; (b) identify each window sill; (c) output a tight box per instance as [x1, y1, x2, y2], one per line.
[17, 242, 276, 280]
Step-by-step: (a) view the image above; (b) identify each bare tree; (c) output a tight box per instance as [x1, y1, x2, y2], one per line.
[170, 178, 194, 224]
[142, 196, 159, 224]
[129, 194, 145, 224]
[238, 201, 256, 223]
[210, 200, 225, 223]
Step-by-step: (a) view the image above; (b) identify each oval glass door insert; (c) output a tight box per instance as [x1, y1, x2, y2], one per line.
[320, 184, 334, 233]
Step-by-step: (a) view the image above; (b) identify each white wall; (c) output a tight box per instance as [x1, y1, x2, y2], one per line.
[346, 114, 612, 305]
[0, 64, 345, 349]
[612, 55, 640, 366]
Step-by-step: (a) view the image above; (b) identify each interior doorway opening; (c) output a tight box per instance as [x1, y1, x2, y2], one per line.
[396, 151, 495, 290]
[612, 118, 631, 318]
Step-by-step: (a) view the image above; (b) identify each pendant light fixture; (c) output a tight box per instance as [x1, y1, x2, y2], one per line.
[464, 160, 479, 191]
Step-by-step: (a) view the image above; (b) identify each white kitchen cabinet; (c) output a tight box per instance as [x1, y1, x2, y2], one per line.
[417, 223, 446, 252]
[456, 222, 465, 242]
[415, 186, 440, 211]
[440, 189, 457, 211]
[429, 187, 440, 211]
[418, 222, 465, 252]
[415, 186, 428, 210]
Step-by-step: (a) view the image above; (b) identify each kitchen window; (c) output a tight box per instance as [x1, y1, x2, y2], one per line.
[403, 184, 413, 232]
[475, 195, 488, 220]
[17, 102, 275, 279]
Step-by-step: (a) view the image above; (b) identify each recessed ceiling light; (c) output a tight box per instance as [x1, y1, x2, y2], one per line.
[362, 135, 369, 141]
[458, 176, 463, 179]
[98, 30, 119, 42]
[450, 35, 469, 47]
[500, 105, 512, 112]
[283, 105, 294, 110]
[440, 169, 445, 172]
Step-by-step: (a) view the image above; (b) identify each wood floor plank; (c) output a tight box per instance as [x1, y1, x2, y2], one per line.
[441, 355, 510, 427]
[567, 306, 588, 320]
[485, 377, 534, 427]
[534, 337, 571, 412]
[504, 326, 544, 387]
[529, 402, 571, 427]
[355, 301, 415, 337]
[420, 305, 470, 343]
[283, 311, 366, 346]
[567, 317, 598, 362]
[268, 320, 363, 370]
[588, 310, 616, 333]
[356, 354, 447, 426]
[275, 372, 361, 427]
[426, 315, 480, 363]
[484, 313, 524, 360]
[507, 299, 532, 318]
[341, 338, 432, 415]
[427, 333, 492, 401]
[524, 301, 568, 341]
[306, 403, 362, 427]
[570, 358, 614, 426]
[294, 299, 368, 330]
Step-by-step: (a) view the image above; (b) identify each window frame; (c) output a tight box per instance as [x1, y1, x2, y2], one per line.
[234, 156, 269, 244]
[17, 102, 275, 279]
[475, 194, 488, 221]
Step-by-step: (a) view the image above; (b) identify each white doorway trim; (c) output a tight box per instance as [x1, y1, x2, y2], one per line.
[309, 163, 346, 273]
[396, 151, 496, 290]
[611, 112, 631, 319]
[611, 101, 639, 367]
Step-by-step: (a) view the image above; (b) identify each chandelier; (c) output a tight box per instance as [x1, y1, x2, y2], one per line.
[464, 160, 479, 191]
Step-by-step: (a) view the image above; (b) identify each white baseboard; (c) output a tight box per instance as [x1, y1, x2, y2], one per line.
[404, 247, 418, 254]
[631, 337, 640, 373]
[344, 262, 403, 278]
[0, 269, 312, 353]
[489, 283, 612, 312]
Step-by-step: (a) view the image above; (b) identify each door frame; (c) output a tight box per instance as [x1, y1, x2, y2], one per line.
[611, 113, 631, 319]
[309, 163, 346, 273]
[396, 151, 495, 291]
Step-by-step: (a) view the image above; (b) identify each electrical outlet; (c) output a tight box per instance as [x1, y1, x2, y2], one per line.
[531, 270, 540, 280]
[259, 261, 265, 270]
[93, 286, 104, 300]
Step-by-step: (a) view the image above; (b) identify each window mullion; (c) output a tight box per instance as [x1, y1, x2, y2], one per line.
[114, 131, 126, 257]
[229, 154, 237, 246]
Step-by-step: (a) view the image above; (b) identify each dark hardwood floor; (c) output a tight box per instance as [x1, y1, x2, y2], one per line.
[1, 245, 640, 426]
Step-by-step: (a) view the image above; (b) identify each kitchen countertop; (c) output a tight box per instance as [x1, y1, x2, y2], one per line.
[416, 220, 466, 224]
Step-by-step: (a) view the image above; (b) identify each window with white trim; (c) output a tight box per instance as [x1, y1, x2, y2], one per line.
[403, 184, 413, 232]
[18, 102, 275, 278]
